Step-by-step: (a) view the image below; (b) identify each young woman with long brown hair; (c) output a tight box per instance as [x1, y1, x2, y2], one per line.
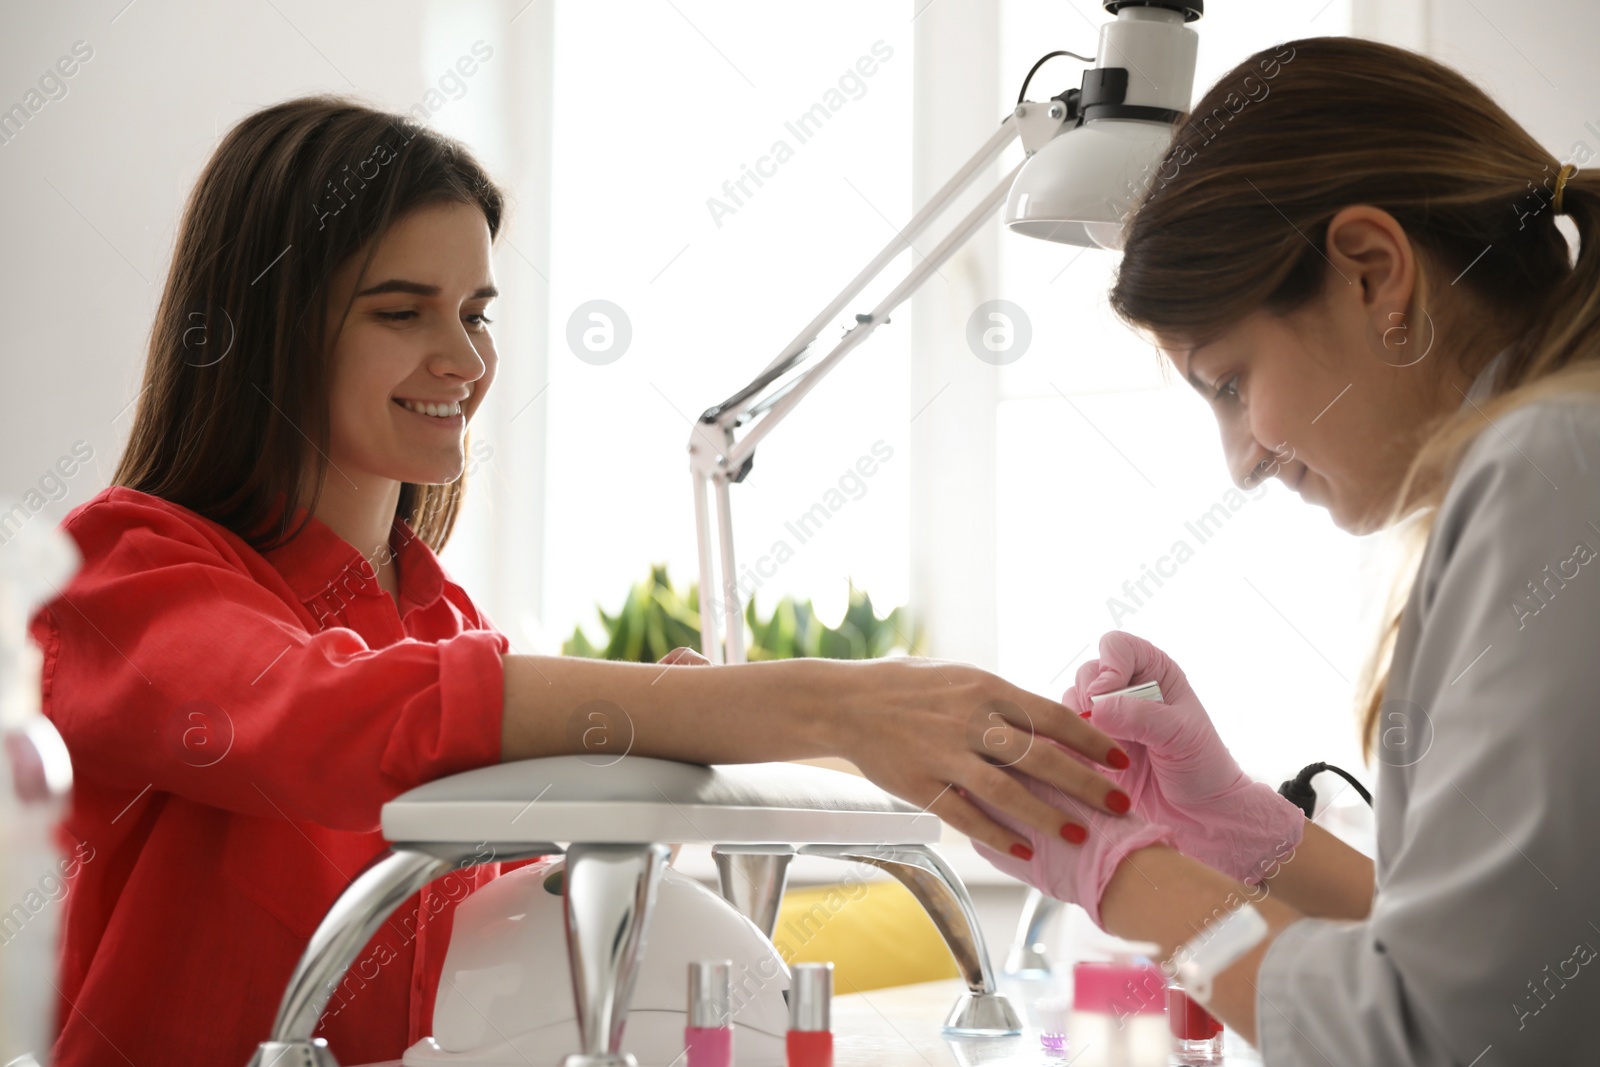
[28, 96, 1134, 1065]
[972, 35, 1600, 1063]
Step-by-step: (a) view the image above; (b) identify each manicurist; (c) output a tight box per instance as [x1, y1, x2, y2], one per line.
[973, 36, 1600, 1064]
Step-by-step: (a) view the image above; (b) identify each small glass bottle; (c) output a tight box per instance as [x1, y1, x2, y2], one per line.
[787, 962, 833, 1067]
[1168, 985, 1225, 1065]
[1034, 992, 1072, 1060]
[685, 960, 734, 1067]
[1068, 956, 1168, 1067]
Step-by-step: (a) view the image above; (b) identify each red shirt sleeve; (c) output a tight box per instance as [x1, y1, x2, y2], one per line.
[35, 491, 506, 832]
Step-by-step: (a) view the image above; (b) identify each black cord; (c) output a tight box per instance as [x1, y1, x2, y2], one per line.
[1016, 49, 1095, 106]
[1278, 762, 1373, 818]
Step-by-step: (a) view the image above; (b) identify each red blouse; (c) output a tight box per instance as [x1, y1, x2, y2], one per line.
[29, 486, 512, 1066]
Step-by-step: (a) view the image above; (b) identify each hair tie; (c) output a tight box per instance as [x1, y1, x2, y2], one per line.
[1554, 162, 1578, 215]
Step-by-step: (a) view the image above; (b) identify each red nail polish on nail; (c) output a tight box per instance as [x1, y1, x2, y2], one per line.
[1106, 749, 1130, 770]
[1010, 843, 1034, 861]
[1106, 790, 1132, 814]
[1079, 710, 1092, 719]
[1060, 823, 1087, 844]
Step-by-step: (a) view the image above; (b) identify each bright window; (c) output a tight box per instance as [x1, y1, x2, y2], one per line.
[541, 1, 915, 648]
[993, 0, 1369, 781]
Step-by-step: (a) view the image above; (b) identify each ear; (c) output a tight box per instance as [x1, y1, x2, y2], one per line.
[1323, 205, 1417, 337]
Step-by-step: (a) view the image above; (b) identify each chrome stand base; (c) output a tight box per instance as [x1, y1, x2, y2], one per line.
[558, 1055, 638, 1067]
[1001, 887, 1062, 978]
[943, 991, 1025, 1036]
[711, 844, 794, 939]
[245, 1037, 339, 1067]
[1001, 941, 1052, 978]
[799, 842, 1022, 1036]
[561, 843, 671, 1067]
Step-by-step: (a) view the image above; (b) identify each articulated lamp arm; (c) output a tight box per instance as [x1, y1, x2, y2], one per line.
[688, 102, 1073, 663]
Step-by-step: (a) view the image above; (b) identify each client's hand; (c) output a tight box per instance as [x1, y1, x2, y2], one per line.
[968, 761, 1176, 928]
[646, 645, 1137, 865]
[1066, 631, 1304, 885]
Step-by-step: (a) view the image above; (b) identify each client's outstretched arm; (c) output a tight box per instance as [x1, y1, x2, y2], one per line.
[498, 652, 1138, 866]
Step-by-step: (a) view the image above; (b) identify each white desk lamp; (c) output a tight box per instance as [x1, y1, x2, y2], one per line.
[689, 0, 1201, 663]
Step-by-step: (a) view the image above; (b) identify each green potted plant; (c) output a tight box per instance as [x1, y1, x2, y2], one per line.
[561, 564, 923, 662]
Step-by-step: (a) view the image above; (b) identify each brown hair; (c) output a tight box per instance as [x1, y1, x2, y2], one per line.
[1107, 37, 1600, 757]
[113, 94, 507, 552]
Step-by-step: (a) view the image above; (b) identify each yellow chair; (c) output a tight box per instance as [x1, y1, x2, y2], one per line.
[771, 879, 960, 994]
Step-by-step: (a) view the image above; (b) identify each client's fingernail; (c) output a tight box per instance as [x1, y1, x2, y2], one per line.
[1106, 748, 1130, 770]
[1106, 789, 1132, 814]
[1010, 843, 1034, 861]
[1060, 823, 1087, 844]
[1079, 710, 1092, 719]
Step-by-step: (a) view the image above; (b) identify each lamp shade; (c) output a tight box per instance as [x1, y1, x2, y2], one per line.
[1004, 117, 1176, 251]
[1004, 2, 1199, 250]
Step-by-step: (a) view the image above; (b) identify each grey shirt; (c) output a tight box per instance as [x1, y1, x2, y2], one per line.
[1256, 369, 1600, 1065]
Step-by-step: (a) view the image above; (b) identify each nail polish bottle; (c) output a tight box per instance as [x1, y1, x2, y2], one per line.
[1068, 952, 1168, 1067]
[685, 960, 733, 1067]
[786, 962, 833, 1067]
[1168, 984, 1225, 1065]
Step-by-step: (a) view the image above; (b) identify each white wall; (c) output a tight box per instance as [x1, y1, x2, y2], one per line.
[1393, 0, 1600, 165]
[0, 0, 554, 644]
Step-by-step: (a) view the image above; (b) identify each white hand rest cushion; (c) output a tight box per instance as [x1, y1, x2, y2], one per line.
[401, 857, 792, 1067]
[382, 755, 940, 845]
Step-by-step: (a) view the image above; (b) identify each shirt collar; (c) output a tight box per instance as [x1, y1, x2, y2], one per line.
[391, 517, 446, 612]
[257, 492, 446, 615]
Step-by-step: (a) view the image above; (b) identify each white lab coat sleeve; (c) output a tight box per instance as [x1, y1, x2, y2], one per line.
[1254, 398, 1600, 1066]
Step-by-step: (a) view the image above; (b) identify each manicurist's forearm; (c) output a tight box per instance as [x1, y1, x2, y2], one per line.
[499, 653, 849, 764]
[1097, 845, 1305, 1047]
[1251, 819, 1374, 920]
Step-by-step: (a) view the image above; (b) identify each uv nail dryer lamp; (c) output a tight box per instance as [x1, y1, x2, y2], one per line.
[402, 857, 791, 1066]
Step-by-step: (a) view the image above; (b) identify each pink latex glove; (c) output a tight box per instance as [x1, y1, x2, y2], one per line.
[1068, 631, 1305, 886]
[968, 759, 1177, 928]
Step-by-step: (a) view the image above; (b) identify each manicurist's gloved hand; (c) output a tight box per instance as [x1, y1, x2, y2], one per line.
[968, 763, 1177, 928]
[1067, 631, 1305, 885]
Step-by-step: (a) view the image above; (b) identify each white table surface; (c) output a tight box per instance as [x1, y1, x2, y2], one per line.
[355, 977, 1263, 1067]
[827, 977, 1263, 1066]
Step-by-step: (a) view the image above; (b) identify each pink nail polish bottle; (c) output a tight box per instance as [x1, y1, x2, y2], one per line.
[685, 960, 733, 1067]
[1069, 955, 1168, 1067]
